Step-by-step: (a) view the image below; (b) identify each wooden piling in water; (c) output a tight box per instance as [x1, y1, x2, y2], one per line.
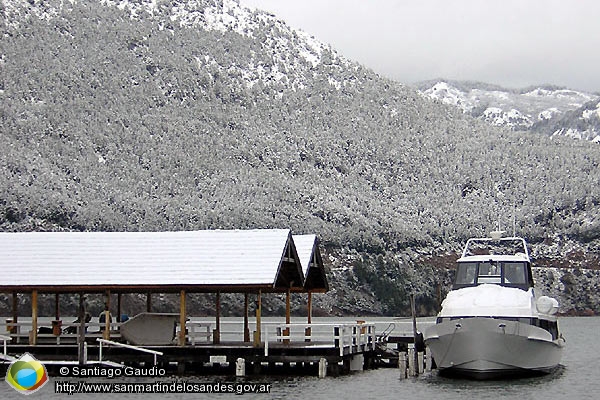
[425, 347, 433, 372]
[235, 358, 245, 377]
[408, 343, 416, 377]
[318, 358, 327, 378]
[398, 352, 407, 379]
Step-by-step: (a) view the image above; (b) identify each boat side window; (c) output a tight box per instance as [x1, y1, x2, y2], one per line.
[503, 262, 527, 284]
[477, 261, 501, 283]
[455, 262, 477, 285]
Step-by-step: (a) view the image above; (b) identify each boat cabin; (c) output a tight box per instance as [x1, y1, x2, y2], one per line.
[453, 235, 535, 291]
[453, 256, 534, 290]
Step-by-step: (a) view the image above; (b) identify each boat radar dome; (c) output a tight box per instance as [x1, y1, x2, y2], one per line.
[489, 231, 506, 240]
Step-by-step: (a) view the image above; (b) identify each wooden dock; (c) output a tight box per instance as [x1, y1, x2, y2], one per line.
[1, 319, 378, 377]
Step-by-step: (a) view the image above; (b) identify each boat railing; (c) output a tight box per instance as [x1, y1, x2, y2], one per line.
[461, 236, 530, 260]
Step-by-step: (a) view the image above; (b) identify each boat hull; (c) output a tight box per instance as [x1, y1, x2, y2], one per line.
[424, 317, 564, 379]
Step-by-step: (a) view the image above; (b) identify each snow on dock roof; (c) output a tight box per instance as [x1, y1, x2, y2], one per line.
[292, 234, 328, 292]
[0, 229, 306, 292]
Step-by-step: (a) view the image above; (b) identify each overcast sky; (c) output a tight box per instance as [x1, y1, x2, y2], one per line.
[240, 0, 600, 93]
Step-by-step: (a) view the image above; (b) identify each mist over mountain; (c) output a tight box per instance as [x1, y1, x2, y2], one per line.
[418, 80, 600, 142]
[2, 0, 600, 315]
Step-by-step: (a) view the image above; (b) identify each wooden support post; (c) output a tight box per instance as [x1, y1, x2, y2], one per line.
[410, 293, 418, 374]
[146, 292, 152, 312]
[30, 290, 38, 345]
[254, 290, 262, 347]
[52, 293, 62, 336]
[103, 291, 111, 340]
[214, 292, 221, 344]
[54, 293, 60, 321]
[334, 326, 340, 348]
[307, 291, 312, 324]
[305, 291, 312, 342]
[11, 292, 18, 336]
[179, 290, 186, 346]
[243, 293, 250, 342]
[78, 294, 86, 365]
[284, 289, 291, 344]
[117, 293, 122, 323]
[285, 290, 291, 324]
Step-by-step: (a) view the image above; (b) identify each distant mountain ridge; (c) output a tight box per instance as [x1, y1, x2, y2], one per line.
[2, 0, 600, 316]
[417, 80, 600, 142]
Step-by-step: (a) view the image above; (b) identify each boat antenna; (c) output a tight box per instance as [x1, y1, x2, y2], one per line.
[512, 204, 517, 237]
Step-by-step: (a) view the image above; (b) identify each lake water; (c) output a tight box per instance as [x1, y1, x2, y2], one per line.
[1, 317, 598, 399]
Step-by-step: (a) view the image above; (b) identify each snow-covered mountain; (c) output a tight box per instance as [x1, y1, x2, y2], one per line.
[3, 0, 600, 316]
[547, 100, 600, 142]
[1, 0, 355, 94]
[418, 80, 600, 141]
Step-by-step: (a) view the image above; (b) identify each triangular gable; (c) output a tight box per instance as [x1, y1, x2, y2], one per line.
[0, 229, 304, 292]
[273, 231, 305, 290]
[292, 234, 329, 292]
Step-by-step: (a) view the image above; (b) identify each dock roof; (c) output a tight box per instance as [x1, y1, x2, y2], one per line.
[293, 234, 329, 292]
[0, 229, 307, 293]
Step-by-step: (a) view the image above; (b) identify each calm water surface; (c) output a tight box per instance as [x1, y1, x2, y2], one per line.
[1, 317, 598, 399]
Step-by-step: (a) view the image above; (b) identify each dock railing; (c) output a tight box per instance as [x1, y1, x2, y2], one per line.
[263, 322, 375, 357]
[4, 319, 377, 358]
[1, 334, 13, 360]
[182, 320, 375, 356]
[186, 322, 213, 345]
[3, 320, 123, 345]
[97, 338, 163, 366]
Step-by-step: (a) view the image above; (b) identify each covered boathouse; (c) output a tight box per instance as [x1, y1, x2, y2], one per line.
[0, 229, 374, 375]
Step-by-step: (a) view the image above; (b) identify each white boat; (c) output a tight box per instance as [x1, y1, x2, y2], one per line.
[424, 232, 565, 379]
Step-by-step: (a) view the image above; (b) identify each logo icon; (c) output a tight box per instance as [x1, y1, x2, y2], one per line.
[5, 353, 49, 395]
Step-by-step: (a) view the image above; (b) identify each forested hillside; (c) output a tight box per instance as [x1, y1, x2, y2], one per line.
[2, 0, 600, 315]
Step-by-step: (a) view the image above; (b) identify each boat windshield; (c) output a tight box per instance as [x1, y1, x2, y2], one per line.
[454, 261, 532, 290]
